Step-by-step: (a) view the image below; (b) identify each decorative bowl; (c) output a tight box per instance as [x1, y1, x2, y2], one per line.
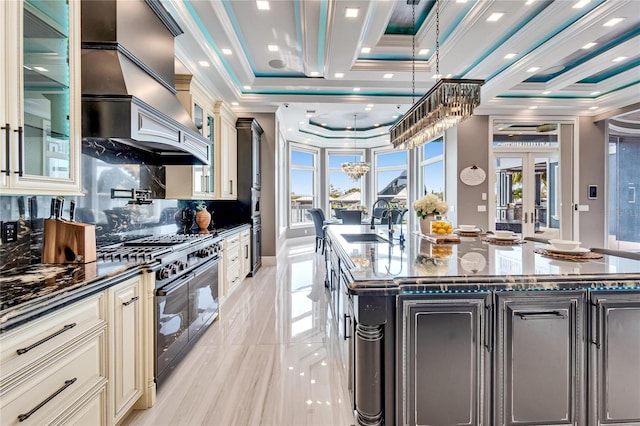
[458, 224, 476, 231]
[549, 239, 581, 251]
[494, 230, 514, 238]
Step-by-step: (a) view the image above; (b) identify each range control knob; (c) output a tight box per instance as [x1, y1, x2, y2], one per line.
[158, 267, 171, 280]
[196, 248, 210, 258]
[176, 261, 187, 271]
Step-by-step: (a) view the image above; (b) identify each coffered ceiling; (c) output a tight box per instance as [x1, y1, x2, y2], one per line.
[162, 0, 640, 146]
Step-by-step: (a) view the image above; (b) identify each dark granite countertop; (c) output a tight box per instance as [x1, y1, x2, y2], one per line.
[326, 225, 640, 295]
[0, 223, 251, 333]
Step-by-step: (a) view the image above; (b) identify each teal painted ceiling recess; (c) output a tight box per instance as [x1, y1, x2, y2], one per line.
[161, 0, 640, 146]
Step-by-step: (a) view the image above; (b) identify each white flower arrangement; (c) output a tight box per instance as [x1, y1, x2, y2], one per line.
[413, 193, 448, 219]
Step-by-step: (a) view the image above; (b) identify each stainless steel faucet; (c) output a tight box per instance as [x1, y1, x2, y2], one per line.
[370, 199, 391, 230]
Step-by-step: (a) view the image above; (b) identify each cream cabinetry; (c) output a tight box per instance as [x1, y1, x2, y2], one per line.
[166, 75, 217, 199]
[220, 232, 242, 300]
[107, 275, 144, 425]
[240, 229, 252, 279]
[0, 294, 107, 425]
[218, 103, 237, 199]
[0, 0, 81, 195]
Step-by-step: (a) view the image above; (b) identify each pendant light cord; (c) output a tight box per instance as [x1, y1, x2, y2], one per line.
[435, 0, 440, 77]
[412, 2, 416, 105]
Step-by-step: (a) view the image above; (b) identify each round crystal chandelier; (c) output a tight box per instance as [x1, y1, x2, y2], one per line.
[341, 114, 370, 181]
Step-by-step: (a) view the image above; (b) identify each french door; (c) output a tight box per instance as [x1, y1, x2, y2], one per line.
[493, 152, 561, 239]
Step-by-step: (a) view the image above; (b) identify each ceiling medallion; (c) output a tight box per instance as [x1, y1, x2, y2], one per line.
[341, 114, 370, 181]
[390, 0, 483, 150]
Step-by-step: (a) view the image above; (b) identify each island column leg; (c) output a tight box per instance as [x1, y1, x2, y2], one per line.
[355, 323, 383, 426]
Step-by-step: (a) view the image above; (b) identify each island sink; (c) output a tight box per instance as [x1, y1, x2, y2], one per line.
[341, 233, 390, 244]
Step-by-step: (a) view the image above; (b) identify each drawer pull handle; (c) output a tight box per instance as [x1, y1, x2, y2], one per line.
[516, 311, 566, 320]
[17, 323, 77, 355]
[123, 296, 139, 306]
[18, 378, 77, 422]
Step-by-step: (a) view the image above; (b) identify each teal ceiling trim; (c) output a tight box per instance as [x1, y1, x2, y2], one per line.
[525, 27, 640, 83]
[459, 0, 556, 79]
[244, 88, 422, 97]
[299, 128, 388, 140]
[220, 0, 257, 71]
[184, 0, 242, 88]
[385, 1, 433, 36]
[578, 58, 640, 84]
[497, 79, 639, 99]
[318, 0, 328, 72]
[253, 72, 307, 78]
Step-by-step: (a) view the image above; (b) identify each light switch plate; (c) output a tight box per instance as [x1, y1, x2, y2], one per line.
[477, 205, 487, 212]
[481, 192, 487, 200]
[578, 205, 589, 211]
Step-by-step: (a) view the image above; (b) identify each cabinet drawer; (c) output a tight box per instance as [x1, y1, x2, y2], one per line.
[240, 230, 250, 242]
[225, 246, 241, 267]
[0, 294, 105, 382]
[226, 264, 241, 288]
[1, 331, 106, 426]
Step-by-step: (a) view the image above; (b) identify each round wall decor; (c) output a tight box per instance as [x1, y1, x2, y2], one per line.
[460, 165, 486, 186]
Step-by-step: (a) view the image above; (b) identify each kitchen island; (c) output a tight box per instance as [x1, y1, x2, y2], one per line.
[325, 225, 640, 426]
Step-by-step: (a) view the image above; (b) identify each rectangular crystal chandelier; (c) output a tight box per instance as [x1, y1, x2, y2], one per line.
[390, 78, 484, 150]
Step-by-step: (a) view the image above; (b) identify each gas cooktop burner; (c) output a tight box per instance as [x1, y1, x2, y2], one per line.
[96, 246, 172, 262]
[123, 234, 214, 247]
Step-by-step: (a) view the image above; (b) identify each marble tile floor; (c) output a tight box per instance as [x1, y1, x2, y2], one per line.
[123, 238, 355, 426]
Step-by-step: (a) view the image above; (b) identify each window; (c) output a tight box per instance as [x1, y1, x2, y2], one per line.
[374, 150, 408, 209]
[420, 137, 444, 198]
[290, 146, 317, 225]
[327, 152, 365, 217]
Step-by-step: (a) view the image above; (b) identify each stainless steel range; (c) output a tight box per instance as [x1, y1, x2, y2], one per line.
[97, 233, 220, 386]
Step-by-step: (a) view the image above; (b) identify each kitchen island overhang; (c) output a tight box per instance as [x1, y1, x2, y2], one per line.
[325, 225, 640, 426]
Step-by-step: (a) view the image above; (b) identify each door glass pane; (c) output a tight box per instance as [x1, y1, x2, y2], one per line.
[207, 114, 214, 192]
[23, 0, 70, 179]
[608, 133, 640, 250]
[493, 122, 559, 148]
[494, 157, 523, 234]
[534, 156, 560, 240]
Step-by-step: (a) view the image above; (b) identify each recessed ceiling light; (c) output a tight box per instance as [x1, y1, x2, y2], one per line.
[589, 106, 598, 110]
[504, 53, 517, 59]
[525, 0, 535, 4]
[268, 44, 279, 52]
[383, 73, 394, 79]
[367, 104, 374, 107]
[231, 102, 239, 106]
[222, 48, 232, 55]
[34, 66, 48, 72]
[334, 72, 344, 78]
[612, 56, 628, 62]
[392, 115, 399, 119]
[432, 73, 442, 79]
[353, 87, 360, 92]
[345, 7, 359, 18]
[299, 121, 305, 124]
[243, 85, 251, 90]
[287, 128, 292, 131]
[365, 107, 372, 111]
[346, 126, 352, 130]
[527, 66, 540, 73]
[446, 73, 452, 78]
[542, 90, 551, 94]
[374, 123, 380, 127]
[486, 12, 504, 22]
[321, 123, 327, 126]
[198, 60, 210, 67]
[310, 71, 319, 77]
[572, 0, 590, 9]
[591, 91, 600, 95]
[360, 47, 371, 54]
[529, 106, 538, 109]
[581, 42, 597, 50]
[418, 48, 429, 55]
[256, 1, 270, 10]
[603, 17, 624, 27]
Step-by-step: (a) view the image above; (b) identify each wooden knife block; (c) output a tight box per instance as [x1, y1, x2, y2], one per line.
[42, 219, 97, 264]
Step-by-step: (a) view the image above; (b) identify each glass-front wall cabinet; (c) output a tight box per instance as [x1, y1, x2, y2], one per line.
[1, 0, 80, 194]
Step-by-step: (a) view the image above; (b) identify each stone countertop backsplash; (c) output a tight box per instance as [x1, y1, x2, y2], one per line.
[326, 224, 640, 294]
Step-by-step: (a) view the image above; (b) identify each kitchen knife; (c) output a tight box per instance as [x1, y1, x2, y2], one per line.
[69, 200, 75, 222]
[58, 196, 64, 220]
[49, 198, 56, 219]
[17, 196, 25, 221]
[29, 196, 37, 229]
[53, 197, 61, 220]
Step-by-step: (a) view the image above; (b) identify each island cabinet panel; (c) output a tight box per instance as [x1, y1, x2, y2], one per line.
[398, 294, 492, 426]
[495, 291, 586, 426]
[589, 291, 640, 425]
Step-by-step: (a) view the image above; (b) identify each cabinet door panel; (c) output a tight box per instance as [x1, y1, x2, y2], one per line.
[400, 295, 491, 426]
[496, 292, 585, 426]
[591, 292, 640, 424]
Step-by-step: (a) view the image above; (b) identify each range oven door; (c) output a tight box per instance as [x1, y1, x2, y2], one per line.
[155, 273, 194, 382]
[188, 257, 219, 340]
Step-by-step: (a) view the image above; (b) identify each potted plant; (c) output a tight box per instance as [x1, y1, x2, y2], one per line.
[413, 193, 448, 235]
